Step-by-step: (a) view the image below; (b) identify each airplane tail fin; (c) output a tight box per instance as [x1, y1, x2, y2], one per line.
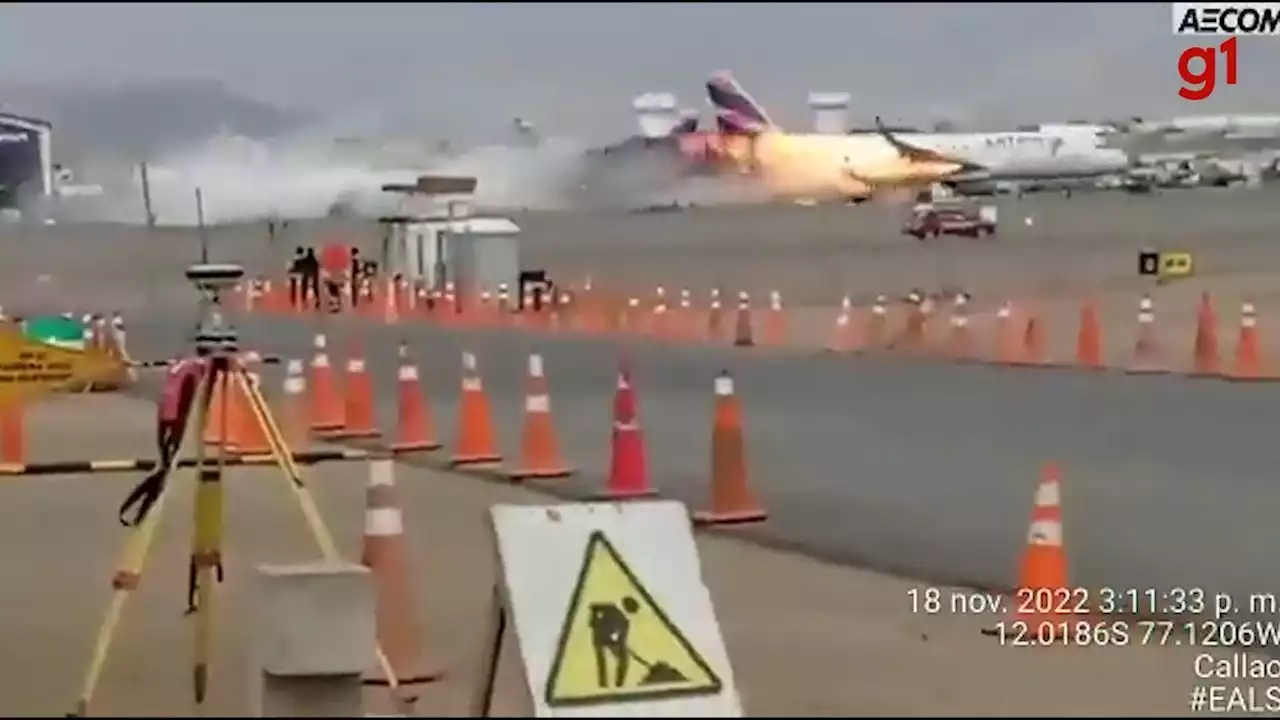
[706, 71, 778, 134]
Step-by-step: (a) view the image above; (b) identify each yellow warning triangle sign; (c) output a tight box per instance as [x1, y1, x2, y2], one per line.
[544, 531, 722, 708]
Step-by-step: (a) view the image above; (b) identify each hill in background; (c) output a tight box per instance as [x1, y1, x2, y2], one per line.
[0, 78, 307, 161]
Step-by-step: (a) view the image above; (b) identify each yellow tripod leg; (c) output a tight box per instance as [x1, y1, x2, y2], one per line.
[235, 370, 412, 712]
[69, 377, 202, 717]
[189, 364, 222, 706]
[70, 483, 176, 717]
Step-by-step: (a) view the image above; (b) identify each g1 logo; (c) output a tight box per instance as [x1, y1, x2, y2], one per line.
[1178, 35, 1238, 101]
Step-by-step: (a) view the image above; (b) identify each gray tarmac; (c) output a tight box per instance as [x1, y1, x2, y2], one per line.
[1, 396, 1207, 716]
[7, 186, 1280, 626]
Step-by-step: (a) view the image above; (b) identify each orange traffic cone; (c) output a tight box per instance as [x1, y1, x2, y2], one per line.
[1126, 294, 1166, 374]
[946, 293, 973, 360]
[203, 374, 229, 448]
[0, 402, 25, 464]
[825, 296, 856, 352]
[336, 344, 380, 439]
[450, 351, 502, 468]
[1014, 311, 1047, 366]
[991, 302, 1020, 363]
[895, 294, 928, 353]
[764, 290, 787, 345]
[361, 458, 441, 692]
[864, 295, 888, 350]
[1075, 299, 1103, 370]
[599, 359, 657, 499]
[229, 372, 272, 455]
[391, 343, 441, 452]
[308, 333, 345, 433]
[706, 289, 724, 342]
[1228, 298, 1276, 381]
[508, 353, 573, 480]
[983, 462, 1077, 640]
[1191, 292, 1220, 376]
[279, 359, 310, 451]
[694, 371, 767, 526]
[733, 292, 755, 347]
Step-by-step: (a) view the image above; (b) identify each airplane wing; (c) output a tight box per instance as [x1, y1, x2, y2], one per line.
[873, 116, 987, 173]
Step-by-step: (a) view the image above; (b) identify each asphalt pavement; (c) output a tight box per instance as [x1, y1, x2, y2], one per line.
[14, 187, 1280, 630]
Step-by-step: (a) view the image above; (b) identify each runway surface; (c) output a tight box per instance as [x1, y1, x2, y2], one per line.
[9, 186, 1280, 625]
[0, 396, 1200, 716]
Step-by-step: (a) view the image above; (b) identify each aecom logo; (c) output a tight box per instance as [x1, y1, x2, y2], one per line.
[1171, 2, 1278, 100]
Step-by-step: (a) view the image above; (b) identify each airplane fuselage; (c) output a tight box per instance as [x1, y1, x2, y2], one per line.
[903, 131, 1131, 181]
[743, 132, 967, 199]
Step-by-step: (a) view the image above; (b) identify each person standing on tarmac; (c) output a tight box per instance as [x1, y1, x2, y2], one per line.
[299, 247, 321, 310]
[349, 247, 363, 309]
[287, 247, 305, 309]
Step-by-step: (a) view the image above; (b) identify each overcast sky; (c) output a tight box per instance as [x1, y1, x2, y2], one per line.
[3, 3, 1279, 143]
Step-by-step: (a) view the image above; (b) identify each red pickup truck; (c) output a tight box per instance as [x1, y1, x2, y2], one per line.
[903, 204, 997, 240]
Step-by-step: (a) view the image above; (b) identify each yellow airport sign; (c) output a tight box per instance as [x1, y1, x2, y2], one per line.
[0, 325, 123, 405]
[1138, 249, 1195, 284]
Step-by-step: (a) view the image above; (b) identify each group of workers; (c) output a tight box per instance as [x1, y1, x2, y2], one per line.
[286, 244, 380, 312]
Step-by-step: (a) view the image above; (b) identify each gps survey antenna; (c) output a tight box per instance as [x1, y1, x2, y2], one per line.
[186, 262, 243, 355]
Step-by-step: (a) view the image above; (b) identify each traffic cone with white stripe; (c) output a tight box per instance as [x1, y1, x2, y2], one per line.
[694, 371, 767, 526]
[707, 288, 724, 342]
[308, 333, 344, 433]
[1126, 294, 1166, 374]
[336, 342, 380, 439]
[825, 295, 856, 353]
[983, 462, 1076, 640]
[507, 353, 572, 480]
[361, 457, 440, 692]
[229, 372, 272, 455]
[991, 301, 1020, 363]
[391, 343, 441, 452]
[946, 293, 973, 360]
[449, 351, 502, 468]
[764, 290, 787, 345]
[279, 359, 310, 451]
[598, 359, 656, 499]
[1227, 298, 1277, 381]
[733, 292, 755, 347]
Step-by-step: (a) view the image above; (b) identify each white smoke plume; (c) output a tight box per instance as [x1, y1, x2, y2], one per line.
[61, 131, 688, 225]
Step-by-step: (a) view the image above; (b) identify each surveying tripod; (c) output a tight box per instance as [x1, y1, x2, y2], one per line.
[69, 263, 410, 717]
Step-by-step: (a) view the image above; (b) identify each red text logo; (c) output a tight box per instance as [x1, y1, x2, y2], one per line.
[1178, 35, 1238, 101]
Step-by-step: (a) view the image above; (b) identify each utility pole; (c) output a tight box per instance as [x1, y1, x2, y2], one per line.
[195, 187, 209, 264]
[139, 161, 156, 229]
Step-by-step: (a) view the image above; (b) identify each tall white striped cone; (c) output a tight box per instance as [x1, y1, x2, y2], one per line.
[279, 359, 309, 451]
[362, 458, 441, 691]
[507, 353, 572, 480]
[1126, 294, 1166, 373]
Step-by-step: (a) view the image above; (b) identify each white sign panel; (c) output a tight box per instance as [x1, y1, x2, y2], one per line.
[491, 501, 741, 717]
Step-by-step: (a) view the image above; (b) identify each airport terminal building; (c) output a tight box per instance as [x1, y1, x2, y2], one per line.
[0, 112, 53, 211]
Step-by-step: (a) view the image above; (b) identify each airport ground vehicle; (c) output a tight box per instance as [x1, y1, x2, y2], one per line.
[903, 202, 997, 240]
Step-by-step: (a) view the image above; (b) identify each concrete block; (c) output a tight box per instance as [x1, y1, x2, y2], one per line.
[254, 561, 375, 677]
[260, 674, 366, 717]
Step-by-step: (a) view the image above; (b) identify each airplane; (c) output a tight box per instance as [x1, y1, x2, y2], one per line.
[701, 72, 980, 201]
[700, 72, 1131, 201]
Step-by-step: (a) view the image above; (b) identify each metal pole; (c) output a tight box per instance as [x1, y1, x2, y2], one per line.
[195, 188, 208, 264]
[139, 162, 155, 229]
[140, 162, 158, 306]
